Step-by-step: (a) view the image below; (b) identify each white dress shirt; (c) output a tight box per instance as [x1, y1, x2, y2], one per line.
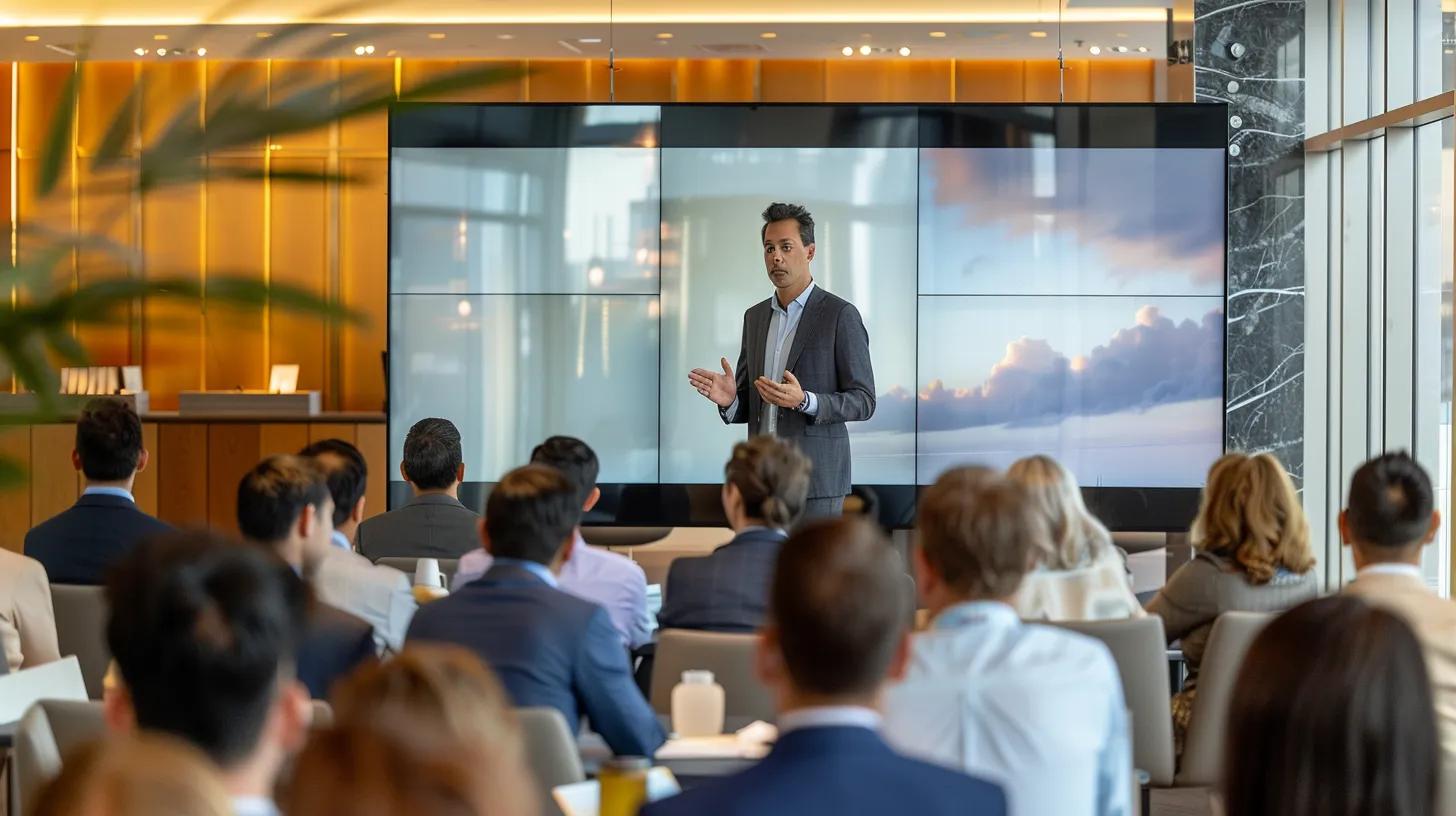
[312, 547, 417, 654]
[452, 532, 654, 649]
[231, 796, 280, 816]
[883, 601, 1131, 816]
[81, 486, 135, 502]
[778, 705, 883, 735]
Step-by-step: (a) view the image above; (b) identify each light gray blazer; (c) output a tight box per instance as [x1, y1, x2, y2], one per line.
[722, 286, 876, 499]
[356, 493, 480, 561]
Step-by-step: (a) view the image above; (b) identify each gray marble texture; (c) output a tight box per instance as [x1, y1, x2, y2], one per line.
[1195, 0, 1307, 487]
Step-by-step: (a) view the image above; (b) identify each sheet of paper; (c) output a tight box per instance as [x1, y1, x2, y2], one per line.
[553, 767, 680, 816]
[0, 656, 88, 723]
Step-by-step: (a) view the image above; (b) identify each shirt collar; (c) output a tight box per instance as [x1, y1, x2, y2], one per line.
[329, 530, 353, 551]
[230, 797, 280, 816]
[778, 705, 882, 735]
[82, 486, 135, 502]
[492, 557, 559, 588]
[1357, 562, 1425, 581]
[930, 599, 1021, 632]
[770, 280, 816, 315]
[739, 525, 789, 539]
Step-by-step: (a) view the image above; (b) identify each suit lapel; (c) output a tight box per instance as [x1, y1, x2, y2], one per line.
[747, 299, 772, 421]
[785, 286, 828, 372]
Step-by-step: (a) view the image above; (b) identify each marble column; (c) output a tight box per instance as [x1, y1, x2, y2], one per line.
[1195, 0, 1307, 487]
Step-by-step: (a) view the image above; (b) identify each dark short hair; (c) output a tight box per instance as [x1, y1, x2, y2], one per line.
[237, 455, 330, 544]
[724, 437, 812, 529]
[761, 202, 815, 247]
[530, 436, 599, 507]
[771, 517, 907, 697]
[1346, 452, 1435, 549]
[484, 465, 580, 565]
[403, 418, 463, 490]
[75, 398, 143, 482]
[106, 531, 308, 766]
[1223, 596, 1437, 816]
[917, 468, 1049, 599]
[300, 439, 367, 528]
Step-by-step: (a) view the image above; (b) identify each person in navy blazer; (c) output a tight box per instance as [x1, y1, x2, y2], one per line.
[642, 518, 1006, 816]
[407, 464, 665, 757]
[658, 437, 811, 633]
[25, 398, 173, 585]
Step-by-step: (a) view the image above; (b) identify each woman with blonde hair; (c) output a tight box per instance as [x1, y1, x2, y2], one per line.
[31, 733, 232, 816]
[1006, 454, 1144, 621]
[1146, 452, 1318, 753]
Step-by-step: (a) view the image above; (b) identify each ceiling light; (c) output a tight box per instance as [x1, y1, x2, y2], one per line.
[1088, 45, 1101, 55]
[1115, 31, 1129, 38]
[256, 32, 272, 39]
[156, 47, 168, 56]
[1137, 46, 1148, 53]
[1115, 45, 1129, 53]
[1028, 30, 1048, 38]
[498, 33, 515, 40]
[928, 31, 947, 38]
[899, 46, 911, 56]
[153, 33, 168, 41]
[23, 34, 40, 42]
[578, 37, 603, 44]
[842, 45, 854, 56]
[133, 47, 147, 56]
[760, 32, 777, 39]
[859, 44, 872, 55]
[656, 32, 673, 39]
[331, 32, 348, 37]
[196, 47, 207, 56]
[428, 32, 446, 40]
[354, 44, 374, 55]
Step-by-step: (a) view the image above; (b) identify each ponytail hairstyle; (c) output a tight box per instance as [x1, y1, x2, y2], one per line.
[724, 437, 812, 530]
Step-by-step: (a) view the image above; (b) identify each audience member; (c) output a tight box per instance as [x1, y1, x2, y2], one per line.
[883, 468, 1129, 816]
[299, 439, 416, 653]
[104, 532, 311, 816]
[0, 547, 59, 670]
[1223, 595, 1437, 816]
[31, 732, 234, 816]
[25, 398, 173, 584]
[657, 436, 811, 633]
[452, 436, 652, 649]
[1005, 455, 1142, 621]
[237, 455, 376, 699]
[1339, 452, 1456, 812]
[407, 464, 664, 757]
[356, 418, 478, 560]
[311, 645, 537, 815]
[644, 517, 1006, 816]
[1146, 452, 1317, 752]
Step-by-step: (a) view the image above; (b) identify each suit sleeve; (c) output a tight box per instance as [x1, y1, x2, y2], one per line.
[655, 562, 687, 631]
[16, 560, 59, 667]
[1144, 559, 1215, 643]
[720, 313, 751, 425]
[574, 607, 666, 756]
[809, 303, 876, 426]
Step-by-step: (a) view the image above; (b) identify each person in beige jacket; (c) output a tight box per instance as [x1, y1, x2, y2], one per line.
[1340, 451, 1456, 815]
[0, 547, 60, 671]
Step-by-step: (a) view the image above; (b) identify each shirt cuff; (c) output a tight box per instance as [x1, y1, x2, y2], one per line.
[800, 392, 819, 416]
[721, 397, 740, 423]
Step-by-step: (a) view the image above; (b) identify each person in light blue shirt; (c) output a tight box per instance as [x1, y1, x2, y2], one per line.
[883, 467, 1132, 816]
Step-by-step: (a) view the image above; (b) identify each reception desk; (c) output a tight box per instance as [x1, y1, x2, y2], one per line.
[0, 412, 386, 553]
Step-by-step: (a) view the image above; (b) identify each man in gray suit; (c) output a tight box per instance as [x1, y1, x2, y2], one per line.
[689, 203, 876, 518]
[356, 417, 480, 561]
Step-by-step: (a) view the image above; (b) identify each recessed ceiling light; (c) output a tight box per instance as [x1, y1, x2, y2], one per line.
[196, 47, 207, 56]
[1115, 31, 1129, 38]
[841, 46, 854, 56]
[497, 33, 515, 40]
[1088, 45, 1101, 55]
[928, 31, 947, 38]
[153, 33, 169, 41]
[23, 34, 40, 42]
[899, 46, 912, 56]
[133, 47, 147, 56]
[156, 47, 168, 56]
[760, 32, 777, 39]
[1115, 45, 1129, 53]
[579, 37, 603, 44]
[655, 32, 673, 39]
[255, 32, 272, 39]
[428, 32, 446, 40]
[859, 44, 872, 55]
[1028, 30, 1048, 38]
[331, 32, 348, 37]
[1137, 46, 1149, 53]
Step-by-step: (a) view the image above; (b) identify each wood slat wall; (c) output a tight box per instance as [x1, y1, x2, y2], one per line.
[5, 57, 1158, 412]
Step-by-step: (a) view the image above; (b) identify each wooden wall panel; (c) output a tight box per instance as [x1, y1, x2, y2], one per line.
[1089, 61, 1156, 102]
[269, 61, 335, 152]
[0, 63, 11, 151]
[133, 423, 159, 516]
[956, 60, 1026, 102]
[17, 63, 72, 152]
[1025, 59, 1090, 102]
[77, 156, 134, 366]
[206, 62, 269, 153]
[529, 61, 608, 102]
[77, 62, 136, 152]
[157, 423, 208, 527]
[401, 60, 529, 102]
[356, 423, 387, 521]
[269, 157, 329, 396]
[614, 60, 675, 102]
[338, 63, 394, 153]
[340, 158, 388, 412]
[825, 60, 954, 102]
[30, 425, 78, 524]
[206, 423, 261, 532]
[760, 60, 825, 102]
[309, 423, 356, 444]
[676, 60, 756, 101]
[205, 155, 266, 391]
[259, 423, 311, 457]
[139, 62, 202, 145]
[0, 428, 32, 553]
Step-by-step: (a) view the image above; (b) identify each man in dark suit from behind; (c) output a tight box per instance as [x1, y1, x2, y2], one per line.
[237, 455, 376, 700]
[356, 417, 479, 561]
[642, 517, 1006, 816]
[406, 464, 665, 757]
[25, 397, 173, 584]
[658, 436, 811, 633]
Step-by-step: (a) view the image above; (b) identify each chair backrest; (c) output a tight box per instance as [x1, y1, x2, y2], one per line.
[580, 527, 671, 548]
[1176, 611, 1272, 786]
[1052, 615, 1176, 786]
[650, 629, 774, 723]
[375, 557, 460, 588]
[50, 584, 111, 699]
[517, 706, 586, 816]
[11, 698, 105, 815]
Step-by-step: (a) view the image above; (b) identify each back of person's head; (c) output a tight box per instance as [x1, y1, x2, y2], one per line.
[403, 418, 463, 490]
[31, 733, 232, 816]
[1223, 596, 1436, 816]
[769, 517, 908, 698]
[1193, 452, 1314, 583]
[483, 464, 579, 565]
[75, 398, 143, 482]
[916, 467, 1050, 600]
[1345, 452, 1436, 551]
[324, 645, 536, 814]
[724, 437, 812, 529]
[1006, 454, 1111, 570]
[529, 436, 599, 505]
[237, 454, 330, 544]
[299, 438, 367, 528]
[105, 531, 308, 767]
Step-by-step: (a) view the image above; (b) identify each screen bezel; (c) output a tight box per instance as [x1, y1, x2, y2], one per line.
[387, 102, 1229, 532]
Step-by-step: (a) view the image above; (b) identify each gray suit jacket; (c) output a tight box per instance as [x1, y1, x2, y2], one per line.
[356, 494, 480, 561]
[723, 286, 875, 498]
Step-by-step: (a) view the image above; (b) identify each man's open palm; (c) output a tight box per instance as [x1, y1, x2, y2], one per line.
[689, 358, 737, 408]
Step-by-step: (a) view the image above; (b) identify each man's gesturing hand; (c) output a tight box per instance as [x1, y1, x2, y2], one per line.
[689, 357, 737, 408]
[756, 370, 806, 409]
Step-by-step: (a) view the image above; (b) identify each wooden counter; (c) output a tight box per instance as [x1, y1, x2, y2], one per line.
[0, 413, 387, 553]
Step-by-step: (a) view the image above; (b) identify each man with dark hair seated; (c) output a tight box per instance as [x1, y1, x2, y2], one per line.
[407, 464, 664, 757]
[356, 417, 479, 560]
[104, 532, 311, 816]
[26, 397, 173, 584]
[644, 517, 1005, 816]
[237, 455, 376, 699]
[1341, 452, 1456, 812]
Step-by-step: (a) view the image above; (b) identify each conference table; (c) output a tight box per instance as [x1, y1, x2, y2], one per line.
[577, 715, 762, 785]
